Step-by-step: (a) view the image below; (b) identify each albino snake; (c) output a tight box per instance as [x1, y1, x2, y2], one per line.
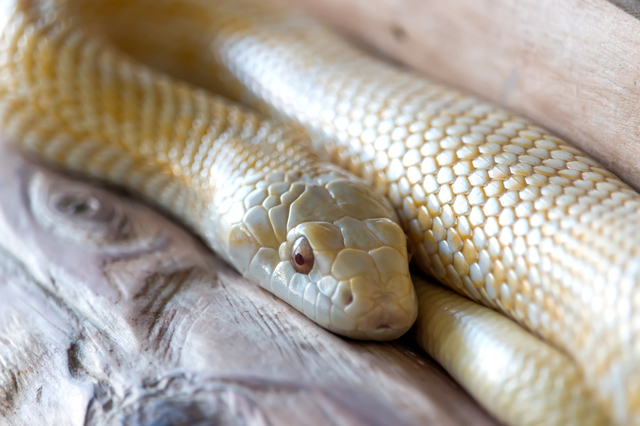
[0, 0, 637, 424]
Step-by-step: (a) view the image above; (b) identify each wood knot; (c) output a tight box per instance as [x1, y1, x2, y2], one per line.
[30, 173, 130, 245]
[52, 192, 112, 222]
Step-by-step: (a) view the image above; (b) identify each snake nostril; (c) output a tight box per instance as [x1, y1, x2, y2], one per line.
[376, 324, 391, 330]
[345, 292, 354, 306]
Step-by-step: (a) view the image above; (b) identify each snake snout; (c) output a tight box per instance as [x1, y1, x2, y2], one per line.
[356, 274, 418, 340]
[323, 250, 417, 340]
[330, 233, 418, 340]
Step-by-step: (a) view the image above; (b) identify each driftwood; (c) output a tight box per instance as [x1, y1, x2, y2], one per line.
[0, 143, 500, 426]
[277, 0, 640, 190]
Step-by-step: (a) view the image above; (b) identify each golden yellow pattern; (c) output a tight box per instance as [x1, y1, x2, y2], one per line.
[0, 0, 417, 341]
[189, 1, 640, 422]
[0, 0, 637, 423]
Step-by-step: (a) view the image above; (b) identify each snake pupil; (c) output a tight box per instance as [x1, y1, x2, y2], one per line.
[295, 253, 305, 265]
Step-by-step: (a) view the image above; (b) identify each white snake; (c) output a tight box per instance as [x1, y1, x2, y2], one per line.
[0, 0, 637, 424]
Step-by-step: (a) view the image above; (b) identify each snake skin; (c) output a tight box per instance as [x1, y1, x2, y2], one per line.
[73, 0, 640, 423]
[211, 7, 640, 425]
[0, 0, 418, 340]
[413, 278, 608, 426]
[0, 0, 636, 424]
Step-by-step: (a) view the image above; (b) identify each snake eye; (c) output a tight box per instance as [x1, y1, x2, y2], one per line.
[291, 236, 314, 274]
[405, 235, 413, 262]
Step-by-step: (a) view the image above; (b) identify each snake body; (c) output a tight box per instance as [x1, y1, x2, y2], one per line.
[0, 0, 418, 340]
[413, 278, 608, 426]
[66, 0, 640, 423]
[80, 0, 640, 422]
[0, 0, 637, 424]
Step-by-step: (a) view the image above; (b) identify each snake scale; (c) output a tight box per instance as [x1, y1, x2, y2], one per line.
[0, 0, 636, 424]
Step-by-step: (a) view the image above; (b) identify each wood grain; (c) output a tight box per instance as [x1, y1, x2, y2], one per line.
[0, 144, 499, 426]
[276, 0, 640, 191]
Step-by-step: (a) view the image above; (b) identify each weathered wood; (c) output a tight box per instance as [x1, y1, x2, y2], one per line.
[276, 0, 640, 190]
[0, 144, 499, 426]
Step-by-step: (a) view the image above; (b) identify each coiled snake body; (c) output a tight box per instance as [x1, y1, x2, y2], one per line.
[0, 0, 638, 424]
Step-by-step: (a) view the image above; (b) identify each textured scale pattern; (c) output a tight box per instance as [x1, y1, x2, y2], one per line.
[120, 1, 640, 422]
[0, 0, 418, 341]
[0, 0, 637, 424]
[413, 277, 608, 426]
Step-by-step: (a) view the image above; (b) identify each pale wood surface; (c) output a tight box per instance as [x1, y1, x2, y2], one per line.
[0, 144, 500, 426]
[277, 0, 640, 191]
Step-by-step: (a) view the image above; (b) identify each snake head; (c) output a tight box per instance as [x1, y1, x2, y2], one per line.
[230, 174, 418, 340]
[281, 215, 418, 340]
